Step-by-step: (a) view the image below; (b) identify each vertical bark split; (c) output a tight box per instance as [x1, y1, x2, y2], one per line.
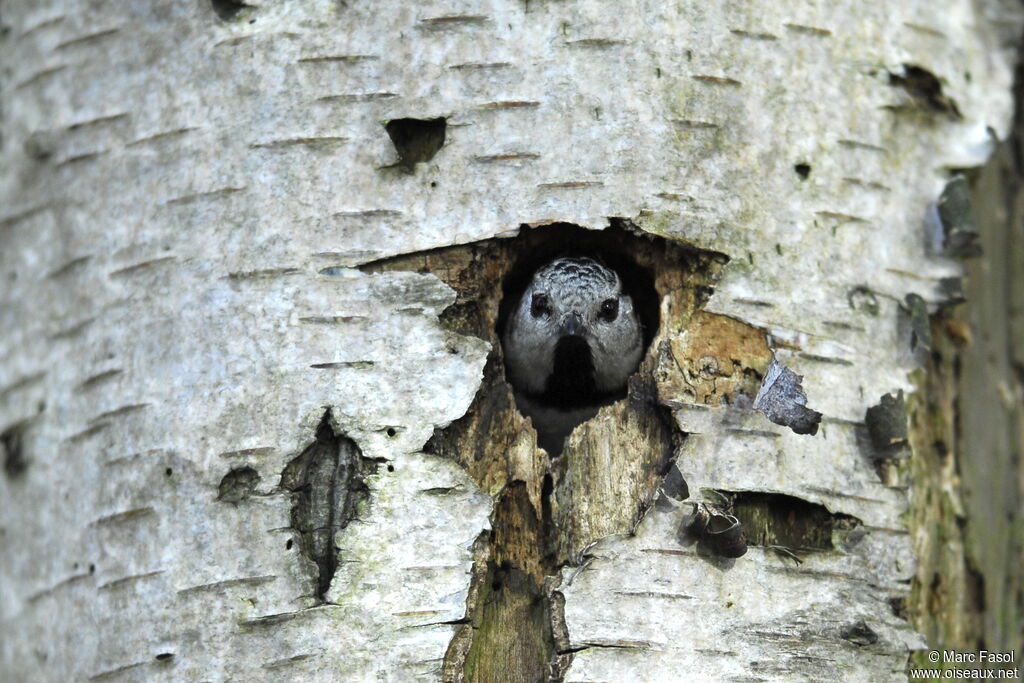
[281, 411, 378, 603]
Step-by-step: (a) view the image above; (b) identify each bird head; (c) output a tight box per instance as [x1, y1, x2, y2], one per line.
[502, 256, 644, 401]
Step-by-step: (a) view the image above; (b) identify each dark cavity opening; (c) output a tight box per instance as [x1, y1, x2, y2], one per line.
[726, 491, 861, 552]
[546, 336, 597, 405]
[794, 163, 811, 179]
[385, 117, 447, 169]
[210, 0, 251, 21]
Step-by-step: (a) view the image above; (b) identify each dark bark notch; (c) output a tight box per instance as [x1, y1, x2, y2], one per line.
[1, 421, 28, 478]
[217, 466, 260, 503]
[887, 64, 962, 119]
[210, 0, 252, 21]
[385, 117, 447, 170]
[280, 410, 377, 602]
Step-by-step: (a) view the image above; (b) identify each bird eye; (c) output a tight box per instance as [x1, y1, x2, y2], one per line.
[599, 298, 619, 321]
[530, 292, 551, 318]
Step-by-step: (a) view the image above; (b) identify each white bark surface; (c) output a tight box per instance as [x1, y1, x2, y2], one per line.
[0, 0, 1020, 681]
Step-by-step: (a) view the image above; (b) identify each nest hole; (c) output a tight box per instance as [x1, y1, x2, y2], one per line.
[494, 223, 666, 453]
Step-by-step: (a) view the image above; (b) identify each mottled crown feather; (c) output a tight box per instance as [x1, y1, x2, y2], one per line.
[533, 256, 618, 288]
[530, 257, 621, 304]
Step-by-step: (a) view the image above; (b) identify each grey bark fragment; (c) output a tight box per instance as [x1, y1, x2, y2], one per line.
[753, 358, 822, 435]
[937, 176, 982, 258]
[841, 619, 880, 646]
[865, 390, 909, 456]
[904, 293, 933, 352]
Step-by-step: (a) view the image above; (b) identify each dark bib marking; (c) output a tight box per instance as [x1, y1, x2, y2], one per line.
[537, 336, 602, 409]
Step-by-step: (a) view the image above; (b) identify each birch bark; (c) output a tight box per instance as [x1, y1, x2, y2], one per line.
[1, 1, 1020, 681]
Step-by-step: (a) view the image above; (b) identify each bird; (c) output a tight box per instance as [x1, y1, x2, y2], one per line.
[502, 256, 644, 454]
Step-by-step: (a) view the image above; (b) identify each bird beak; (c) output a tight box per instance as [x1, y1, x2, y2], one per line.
[560, 312, 583, 337]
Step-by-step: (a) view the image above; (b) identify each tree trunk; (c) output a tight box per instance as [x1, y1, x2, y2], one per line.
[1, 1, 1021, 681]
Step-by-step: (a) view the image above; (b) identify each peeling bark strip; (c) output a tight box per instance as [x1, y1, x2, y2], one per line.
[280, 411, 377, 601]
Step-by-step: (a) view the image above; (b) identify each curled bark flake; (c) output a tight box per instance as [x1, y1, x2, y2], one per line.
[753, 358, 822, 435]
